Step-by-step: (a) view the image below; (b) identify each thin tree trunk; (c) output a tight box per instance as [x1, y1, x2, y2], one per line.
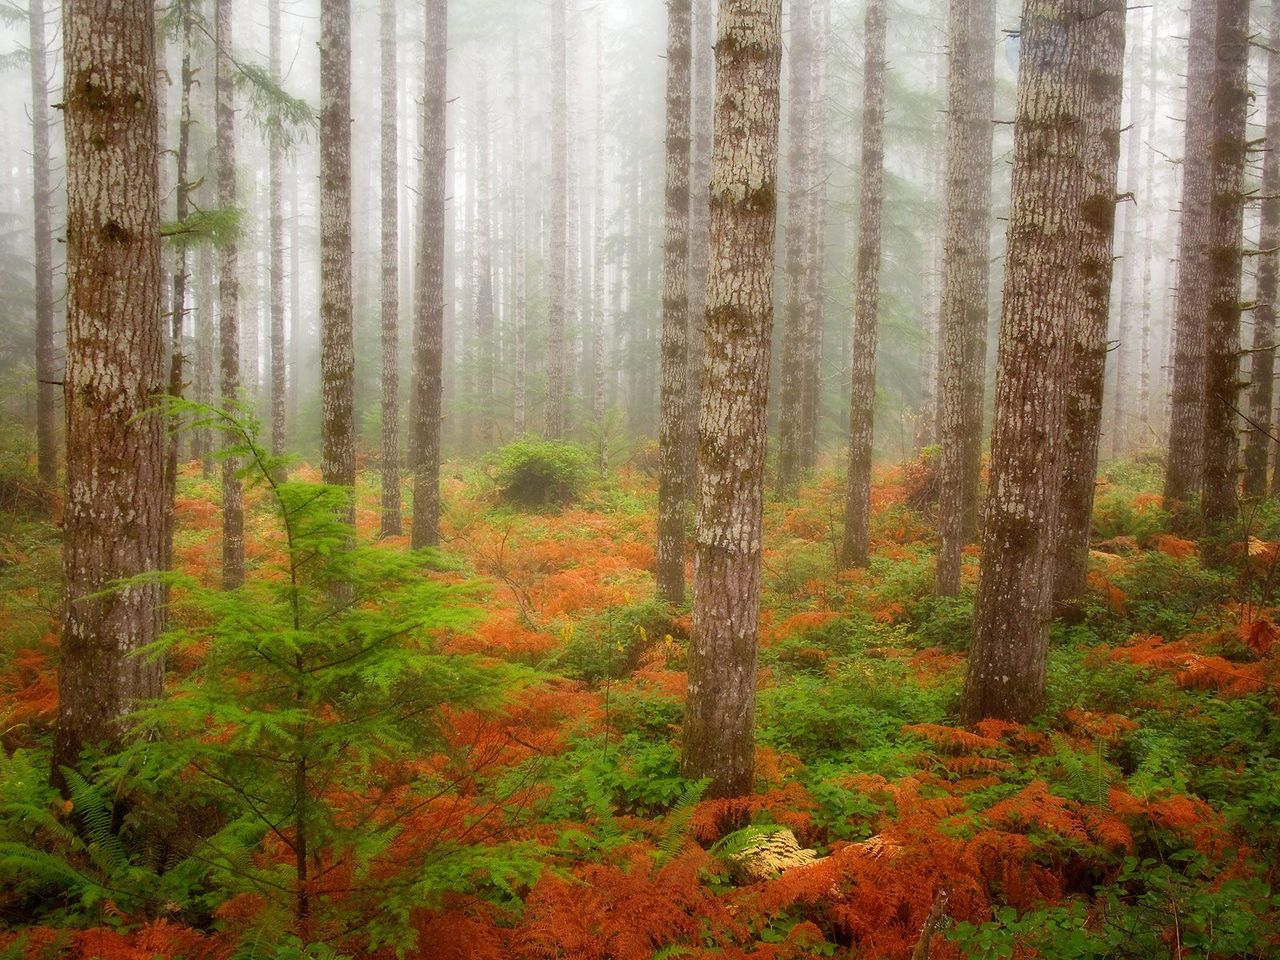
[1052, 1, 1126, 611]
[55, 0, 165, 775]
[379, 0, 402, 535]
[1163, 0, 1216, 507]
[511, 28, 528, 438]
[30, 0, 56, 487]
[473, 65, 496, 449]
[686, 0, 715, 487]
[682, 0, 783, 799]
[546, 0, 569, 439]
[1200, 0, 1251, 536]
[1136, 8, 1158, 449]
[799, 0, 829, 471]
[774, 0, 813, 497]
[592, 9, 607, 468]
[267, 0, 287, 459]
[658, 0, 694, 605]
[216, 0, 244, 589]
[963, 0, 1093, 724]
[320, 0, 356, 503]
[411, 0, 447, 549]
[935, 0, 996, 596]
[839, 0, 887, 570]
[1245, 0, 1280, 498]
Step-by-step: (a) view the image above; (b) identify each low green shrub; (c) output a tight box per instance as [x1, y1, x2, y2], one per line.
[492, 438, 593, 509]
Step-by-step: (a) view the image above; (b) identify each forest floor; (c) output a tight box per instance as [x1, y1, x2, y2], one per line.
[1, 450, 1279, 959]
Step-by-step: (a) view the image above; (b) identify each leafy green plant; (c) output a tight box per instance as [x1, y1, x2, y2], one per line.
[491, 438, 594, 509]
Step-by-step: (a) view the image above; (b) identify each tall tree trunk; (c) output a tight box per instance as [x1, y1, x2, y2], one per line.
[962, 0, 1093, 725]
[839, 0, 887, 570]
[164, 0, 195, 593]
[1109, 3, 1146, 458]
[511, 28, 528, 438]
[686, 0, 715, 486]
[1136, 8, 1159, 448]
[658, 0, 694, 605]
[682, 0, 783, 799]
[216, 0, 244, 589]
[55, 0, 165, 774]
[935, 0, 996, 596]
[411, 0, 447, 549]
[546, 0, 569, 439]
[799, 0, 829, 471]
[474, 65, 496, 449]
[269, 0, 287, 458]
[379, 0, 402, 535]
[29, 0, 56, 486]
[774, 0, 813, 497]
[920, 0, 947, 450]
[320, 0, 356, 502]
[194, 238, 214, 477]
[1163, 0, 1216, 507]
[1052, 1, 1126, 611]
[592, 9, 608, 468]
[1246, 0, 1280, 499]
[1200, 0, 1251, 536]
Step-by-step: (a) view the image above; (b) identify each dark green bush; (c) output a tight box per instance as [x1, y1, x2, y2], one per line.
[492, 438, 593, 509]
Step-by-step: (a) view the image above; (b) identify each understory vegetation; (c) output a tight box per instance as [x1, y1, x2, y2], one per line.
[0, 444, 1278, 959]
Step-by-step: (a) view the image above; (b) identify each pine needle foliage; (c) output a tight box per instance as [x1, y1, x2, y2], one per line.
[120, 403, 537, 951]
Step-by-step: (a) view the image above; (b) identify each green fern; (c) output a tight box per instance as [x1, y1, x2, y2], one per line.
[655, 779, 709, 866]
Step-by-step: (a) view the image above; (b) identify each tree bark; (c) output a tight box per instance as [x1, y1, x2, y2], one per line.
[216, 0, 244, 589]
[55, 0, 165, 774]
[510, 28, 528, 438]
[546, 0, 569, 439]
[935, 0, 996, 596]
[592, 9, 608, 468]
[269, 0, 286, 459]
[30, 0, 57, 487]
[658, 0, 694, 605]
[1246, 0, 1280, 499]
[1200, 0, 1251, 535]
[1052, 1, 1126, 611]
[473, 65, 496, 450]
[1163, 0, 1216, 507]
[379, 0, 402, 535]
[320, 0, 356, 501]
[411, 0, 448, 549]
[774, 0, 813, 498]
[839, 0, 887, 570]
[799, 0, 829, 472]
[963, 0, 1092, 724]
[682, 0, 783, 799]
[686, 0, 716, 488]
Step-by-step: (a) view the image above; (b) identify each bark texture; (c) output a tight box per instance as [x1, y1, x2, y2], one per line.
[411, 0, 448, 549]
[379, 0, 402, 535]
[30, 0, 57, 486]
[686, 0, 715, 488]
[1245, 0, 1280, 498]
[216, 0, 244, 589]
[839, 0, 887, 569]
[682, 0, 783, 799]
[320, 0, 355, 497]
[1200, 0, 1251, 534]
[1052, 1, 1126, 609]
[935, 0, 996, 596]
[658, 0, 694, 604]
[56, 0, 165, 772]
[1163, 0, 1216, 507]
[963, 0, 1092, 725]
[546, 0, 569, 439]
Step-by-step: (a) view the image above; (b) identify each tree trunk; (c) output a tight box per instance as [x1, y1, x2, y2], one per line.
[682, 0, 783, 799]
[1200, 0, 1251, 535]
[686, 0, 716, 488]
[658, 0, 694, 605]
[1163, 0, 1216, 507]
[1136, 7, 1159, 449]
[411, 0, 448, 549]
[216, 0, 244, 590]
[55, 0, 165, 774]
[473, 65, 496, 449]
[268, 0, 287, 460]
[962, 0, 1093, 725]
[379, 0, 402, 535]
[30, 0, 57, 487]
[546, 0, 569, 439]
[1245, 0, 1280, 499]
[839, 0, 887, 570]
[1052, 1, 1126, 611]
[511, 28, 528, 438]
[320, 0, 356, 501]
[799, 0, 829, 471]
[774, 0, 813, 498]
[592, 9, 608, 468]
[935, 0, 996, 596]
